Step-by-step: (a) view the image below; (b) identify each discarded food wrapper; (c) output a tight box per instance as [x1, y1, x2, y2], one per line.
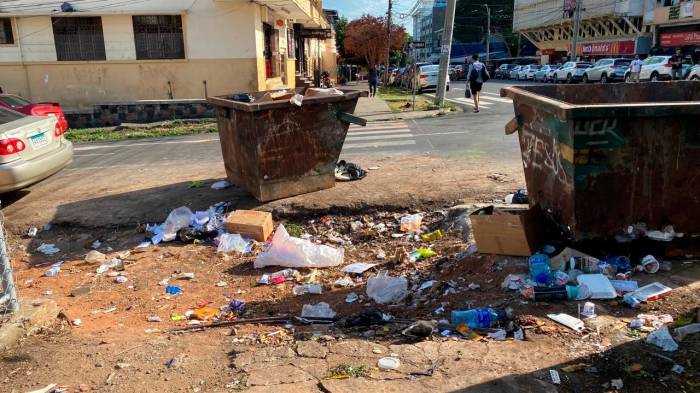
[420, 229, 443, 241]
[409, 248, 437, 263]
[229, 299, 246, 315]
[576, 274, 617, 299]
[549, 369, 561, 385]
[27, 227, 38, 237]
[165, 286, 182, 295]
[114, 275, 128, 284]
[610, 379, 624, 390]
[290, 94, 304, 106]
[547, 313, 585, 332]
[640, 255, 660, 273]
[400, 214, 423, 233]
[36, 243, 60, 255]
[501, 274, 526, 290]
[377, 357, 401, 370]
[674, 323, 700, 342]
[581, 302, 596, 318]
[293, 284, 322, 296]
[610, 280, 638, 293]
[341, 262, 377, 274]
[646, 326, 678, 352]
[631, 282, 672, 303]
[211, 180, 232, 190]
[255, 225, 344, 268]
[217, 233, 252, 253]
[345, 292, 359, 303]
[488, 329, 507, 341]
[301, 302, 336, 319]
[366, 271, 408, 304]
[334, 276, 354, 288]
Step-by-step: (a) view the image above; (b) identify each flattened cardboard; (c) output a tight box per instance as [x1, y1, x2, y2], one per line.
[469, 205, 542, 256]
[225, 210, 273, 241]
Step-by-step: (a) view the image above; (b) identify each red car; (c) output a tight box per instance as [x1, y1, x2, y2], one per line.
[0, 94, 69, 135]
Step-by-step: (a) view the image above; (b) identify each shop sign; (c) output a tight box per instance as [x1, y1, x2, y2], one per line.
[660, 31, 700, 47]
[301, 29, 332, 39]
[569, 40, 636, 55]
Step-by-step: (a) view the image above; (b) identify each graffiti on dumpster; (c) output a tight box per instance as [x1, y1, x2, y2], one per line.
[573, 119, 624, 148]
[521, 129, 569, 184]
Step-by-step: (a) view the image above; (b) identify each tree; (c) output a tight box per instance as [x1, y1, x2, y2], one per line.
[344, 15, 407, 67]
[335, 16, 348, 59]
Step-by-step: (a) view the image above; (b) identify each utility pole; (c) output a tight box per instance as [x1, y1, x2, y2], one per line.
[385, 0, 392, 86]
[435, 0, 457, 106]
[571, 1, 582, 60]
[483, 4, 491, 63]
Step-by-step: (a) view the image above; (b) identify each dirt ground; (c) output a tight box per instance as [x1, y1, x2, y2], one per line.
[2, 207, 700, 393]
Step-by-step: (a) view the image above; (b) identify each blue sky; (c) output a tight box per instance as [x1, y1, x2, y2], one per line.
[324, 0, 414, 32]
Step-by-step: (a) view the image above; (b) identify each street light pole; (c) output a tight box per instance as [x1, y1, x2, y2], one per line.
[435, 0, 457, 106]
[571, 2, 582, 60]
[483, 4, 491, 63]
[385, 0, 393, 86]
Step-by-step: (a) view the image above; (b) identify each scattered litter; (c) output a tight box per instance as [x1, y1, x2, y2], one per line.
[36, 243, 60, 255]
[211, 180, 232, 190]
[335, 160, 367, 181]
[547, 313, 585, 332]
[632, 282, 672, 303]
[301, 302, 336, 319]
[376, 251, 386, 260]
[255, 225, 344, 268]
[165, 286, 182, 295]
[191, 307, 218, 321]
[501, 274, 526, 290]
[610, 379, 624, 390]
[72, 319, 81, 326]
[103, 307, 117, 313]
[671, 364, 685, 374]
[576, 274, 616, 299]
[229, 299, 246, 315]
[91, 240, 102, 249]
[341, 263, 377, 274]
[420, 229, 442, 241]
[114, 276, 128, 284]
[640, 255, 660, 273]
[345, 292, 359, 303]
[85, 250, 106, 264]
[147, 316, 162, 322]
[402, 321, 435, 339]
[581, 302, 596, 319]
[27, 227, 38, 237]
[400, 214, 422, 233]
[334, 276, 354, 288]
[177, 272, 195, 280]
[646, 326, 679, 352]
[217, 233, 252, 253]
[44, 261, 63, 277]
[468, 283, 481, 291]
[513, 329, 524, 340]
[97, 258, 123, 274]
[549, 369, 561, 385]
[293, 284, 322, 296]
[419, 280, 435, 291]
[488, 329, 507, 341]
[610, 280, 638, 293]
[368, 166, 380, 170]
[646, 226, 677, 242]
[409, 248, 437, 263]
[216, 281, 227, 287]
[378, 357, 401, 370]
[366, 271, 408, 304]
[673, 323, 700, 342]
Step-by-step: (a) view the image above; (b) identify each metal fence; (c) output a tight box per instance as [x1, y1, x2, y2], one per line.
[0, 216, 18, 315]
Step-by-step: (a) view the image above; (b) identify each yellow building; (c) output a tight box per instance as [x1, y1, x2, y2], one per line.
[0, 0, 337, 110]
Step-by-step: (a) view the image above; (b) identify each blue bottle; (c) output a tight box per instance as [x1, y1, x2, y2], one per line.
[529, 253, 552, 286]
[451, 307, 509, 328]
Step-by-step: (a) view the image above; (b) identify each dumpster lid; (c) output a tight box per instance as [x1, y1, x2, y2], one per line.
[501, 82, 700, 119]
[208, 87, 366, 112]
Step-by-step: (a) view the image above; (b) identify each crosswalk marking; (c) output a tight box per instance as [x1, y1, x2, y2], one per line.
[342, 120, 416, 151]
[349, 122, 407, 130]
[347, 128, 412, 136]
[478, 92, 513, 103]
[343, 140, 416, 149]
[346, 133, 413, 141]
[449, 97, 491, 108]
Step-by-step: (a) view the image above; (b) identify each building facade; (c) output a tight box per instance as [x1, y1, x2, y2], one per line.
[0, 0, 334, 110]
[653, 0, 700, 62]
[410, 0, 434, 62]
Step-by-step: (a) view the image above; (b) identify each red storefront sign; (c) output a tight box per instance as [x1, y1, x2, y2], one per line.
[537, 48, 557, 56]
[660, 32, 700, 47]
[570, 40, 636, 56]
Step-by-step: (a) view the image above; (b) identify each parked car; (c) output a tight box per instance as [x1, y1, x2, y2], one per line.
[509, 65, 522, 79]
[687, 64, 700, 80]
[0, 106, 73, 193]
[518, 64, 541, 80]
[554, 61, 592, 83]
[582, 58, 631, 83]
[0, 94, 69, 135]
[623, 55, 694, 82]
[533, 65, 557, 82]
[450, 65, 465, 80]
[495, 64, 517, 79]
[416, 65, 450, 92]
[545, 65, 560, 82]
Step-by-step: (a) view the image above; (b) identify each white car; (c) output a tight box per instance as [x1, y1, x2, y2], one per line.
[624, 55, 693, 82]
[416, 65, 450, 92]
[554, 61, 592, 83]
[688, 65, 700, 80]
[0, 107, 73, 192]
[518, 65, 541, 80]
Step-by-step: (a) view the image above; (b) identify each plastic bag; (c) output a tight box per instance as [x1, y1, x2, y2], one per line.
[366, 271, 408, 304]
[254, 225, 344, 268]
[217, 233, 252, 253]
[646, 326, 679, 351]
[301, 302, 336, 319]
[163, 206, 194, 241]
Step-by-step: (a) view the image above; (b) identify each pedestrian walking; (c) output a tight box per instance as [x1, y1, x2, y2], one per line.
[629, 55, 642, 83]
[465, 54, 489, 113]
[368, 66, 378, 97]
[670, 48, 684, 80]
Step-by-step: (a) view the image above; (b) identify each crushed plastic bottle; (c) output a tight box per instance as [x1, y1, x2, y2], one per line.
[451, 307, 512, 328]
[44, 261, 63, 277]
[529, 253, 552, 287]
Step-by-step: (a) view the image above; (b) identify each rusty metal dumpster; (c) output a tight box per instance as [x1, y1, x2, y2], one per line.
[501, 81, 700, 240]
[208, 88, 366, 202]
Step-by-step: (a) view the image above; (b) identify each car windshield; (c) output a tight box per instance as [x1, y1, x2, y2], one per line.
[0, 95, 31, 108]
[421, 65, 439, 73]
[615, 60, 631, 66]
[576, 64, 591, 68]
[0, 107, 25, 125]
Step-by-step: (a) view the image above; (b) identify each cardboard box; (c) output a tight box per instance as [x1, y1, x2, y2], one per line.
[225, 210, 273, 241]
[469, 206, 542, 256]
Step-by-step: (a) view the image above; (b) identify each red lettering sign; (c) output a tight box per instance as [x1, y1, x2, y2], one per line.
[660, 32, 700, 47]
[568, 40, 636, 55]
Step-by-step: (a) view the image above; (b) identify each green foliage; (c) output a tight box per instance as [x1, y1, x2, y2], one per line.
[325, 363, 370, 379]
[66, 121, 218, 143]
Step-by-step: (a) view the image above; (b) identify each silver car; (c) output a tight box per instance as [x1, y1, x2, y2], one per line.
[0, 107, 73, 193]
[509, 66, 522, 79]
[416, 65, 450, 92]
[582, 58, 631, 83]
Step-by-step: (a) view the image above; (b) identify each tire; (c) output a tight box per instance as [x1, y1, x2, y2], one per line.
[692, 75, 700, 81]
[567, 74, 573, 84]
[601, 73, 608, 83]
[582, 74, 589, 83]
[651, 72, 659, 82]
[625, 74, 631, 83]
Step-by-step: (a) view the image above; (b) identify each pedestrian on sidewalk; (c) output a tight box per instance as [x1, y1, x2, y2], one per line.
[670, 48, 684, 80]
[629, 55, 642, 83]
[368, 66, 378, 97]
[465, 54, 489, 113]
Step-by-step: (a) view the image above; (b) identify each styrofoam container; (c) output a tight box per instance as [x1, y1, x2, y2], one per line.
[576, 274, 617, 299]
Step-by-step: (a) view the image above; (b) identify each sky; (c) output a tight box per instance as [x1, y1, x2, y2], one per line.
[324, 0, 416, 33]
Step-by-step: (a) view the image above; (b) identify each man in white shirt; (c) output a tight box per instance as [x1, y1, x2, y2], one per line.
[629, 55, 643, 83]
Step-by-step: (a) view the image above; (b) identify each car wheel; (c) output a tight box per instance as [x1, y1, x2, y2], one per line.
[567, 74, 573, 84]
[601, 74, 608, 83]
[625, 74, 631, 83]
[582, 74, 589, 83]
[692, 75, 700, 81]
[651, 72, 659, 82]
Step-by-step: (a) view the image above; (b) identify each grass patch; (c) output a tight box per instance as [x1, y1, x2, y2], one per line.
[378, 87, 457, 113]
[325, 363, 370, 379]
[285, 223, 304, 238]
[66, 120, 218, 144]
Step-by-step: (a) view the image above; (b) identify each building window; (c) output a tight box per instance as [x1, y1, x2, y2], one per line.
[133, 15, 185, 60]
[52, 17, 106, 61]
[0, 18, 14, 45]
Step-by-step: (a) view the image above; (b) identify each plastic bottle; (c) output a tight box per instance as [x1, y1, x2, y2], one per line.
[451, 307, 511, 328]
[45, 264, 61, 277]
[529, 253, 552, 286]
[532, 285, 580, 301]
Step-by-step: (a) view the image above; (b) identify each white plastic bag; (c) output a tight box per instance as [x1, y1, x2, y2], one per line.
[366, 271, 408, 304]
[646, 326, 679, 351]
[301, 302, 336, 319]
[217, 233, 252, 253]
[162, 206, 194, 241]
[254, 225, 344, 268]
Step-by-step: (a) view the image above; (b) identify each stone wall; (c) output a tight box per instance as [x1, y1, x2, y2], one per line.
[65, 100, 215, 129]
